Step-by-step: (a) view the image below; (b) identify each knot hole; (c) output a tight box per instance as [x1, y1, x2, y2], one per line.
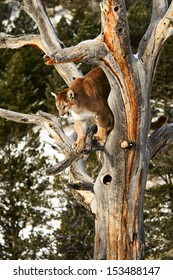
[101, 174, 112, 185]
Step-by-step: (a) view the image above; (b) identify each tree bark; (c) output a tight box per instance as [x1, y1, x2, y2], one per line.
[48, 0, 173, 259]
[0, 0, 173, 260]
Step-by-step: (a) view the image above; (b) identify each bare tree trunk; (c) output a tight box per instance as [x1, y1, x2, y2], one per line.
[0, 0, 173, 259]
[93, 0, 173, 260]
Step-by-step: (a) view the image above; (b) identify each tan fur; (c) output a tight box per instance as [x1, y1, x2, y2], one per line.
[52, 67, 114, 151]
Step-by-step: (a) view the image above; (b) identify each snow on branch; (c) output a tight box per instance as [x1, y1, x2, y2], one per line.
[147, 123, 173, 160]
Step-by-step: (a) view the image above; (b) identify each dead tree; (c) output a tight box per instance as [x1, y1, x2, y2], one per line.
[0, 0, 173, 259]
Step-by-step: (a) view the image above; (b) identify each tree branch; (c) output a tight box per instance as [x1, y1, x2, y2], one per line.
[36, 111, 72, 152]
[22, 0, 63, 52]
[44, 39, 108, 65]
[151, 0, 168, 21]
[0, 33, 43, 51]
[147, 123, 173, 160]
[138, 1, 173, 79]
[68, 186, 95, 215]
[0, 107, 95, 210]
[46, 142, 103, 176]
[0, 0, 83, 85]
[21, 0, 83, 85]
[0, 108, 40, 124]
[155, 1, 173, 44]
[46, 151, 84, 175]
[0, 108, 70, 151]
[0, 107, 94, 182]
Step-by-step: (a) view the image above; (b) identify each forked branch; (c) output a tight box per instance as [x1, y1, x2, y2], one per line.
[44, 40, 108, 65]
[138, 0, 173, 77]
[0, 108, 71, 152]
[0, 0, 97, 212]
[0, 108, 94, 198]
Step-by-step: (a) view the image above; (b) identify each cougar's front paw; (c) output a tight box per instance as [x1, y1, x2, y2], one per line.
[93, 135, 106, 147]
[73, 140, 85, 153]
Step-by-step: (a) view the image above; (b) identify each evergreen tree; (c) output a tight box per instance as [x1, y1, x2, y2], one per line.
[51, 191, 95, 260]
[0, 131, 62, 259]
[152, 38, 173, 101]
[145, 183, 173, 259]
[0, 45, 55, 144]
[0, 0, 11, 32]
[128, 0, 151, 52]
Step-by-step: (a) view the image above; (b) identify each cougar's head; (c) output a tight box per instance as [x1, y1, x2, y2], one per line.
[51, 89, 78, 117]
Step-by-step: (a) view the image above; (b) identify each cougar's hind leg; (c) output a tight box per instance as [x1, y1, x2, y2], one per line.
[94, 111, 109, 146]
[74, 120, 87, 152]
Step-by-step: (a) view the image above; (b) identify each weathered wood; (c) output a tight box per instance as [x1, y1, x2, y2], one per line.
[151, 0, 168, 21]
[0, 108, 69, 151]
[0, 33, 43, 50]
[22, 0, 83, 85]
[0, 108, 94, 210]
[44, 39, 108, 65]
[46, 0, 173, 259]
[68, 186, 95, 214]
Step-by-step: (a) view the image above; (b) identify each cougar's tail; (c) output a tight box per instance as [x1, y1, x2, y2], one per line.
[107, 109, 114, 132]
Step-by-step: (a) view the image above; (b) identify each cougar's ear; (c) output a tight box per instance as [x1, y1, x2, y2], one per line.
[67, 89, 75, 99]
[51, 92, 58, 98]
